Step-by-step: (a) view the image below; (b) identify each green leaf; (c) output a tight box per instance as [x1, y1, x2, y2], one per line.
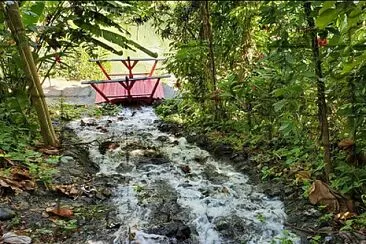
[316, 8, 339, 29]
[319, 1, 336, 15]
[273, 100, 286, 112]
[86, 36, 124, 56]
[73, 20, 158, 57]
[21, 1, 45, 26]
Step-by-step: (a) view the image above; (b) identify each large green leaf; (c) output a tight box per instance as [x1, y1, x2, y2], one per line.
[73, 20, 158, 57]
[83, 36, 124, 56]
[21, 1, 45, 26]
[315, 8, 339, 29]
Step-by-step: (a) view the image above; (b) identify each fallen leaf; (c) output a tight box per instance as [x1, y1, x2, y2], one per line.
[309, 180, 339, 212]
[336, 211, 357, 220]
[53, 184, 79, 197]
[338, 139, 354, 150]
[46, 207, 73, 218]
[309, 180, 355, 213]
[11, 168, 32, 181]
[295, 170, 311, 184]
[39, 148, 59, 155]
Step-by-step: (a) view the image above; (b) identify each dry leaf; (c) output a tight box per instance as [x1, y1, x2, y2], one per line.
[54, 184, 79, 197]
[295, 170, 311, 183]
[46, 207, 73, 218]
[11, 168, 32, 181]
[309, 180, 355, 213]
[39, 148, 59, 155]
[309, 180, 340, 212]
[336, 211, 357, 220]
[338, 139, 354, 150]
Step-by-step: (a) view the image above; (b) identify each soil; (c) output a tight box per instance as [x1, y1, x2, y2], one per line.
[0, 127, 118, 243]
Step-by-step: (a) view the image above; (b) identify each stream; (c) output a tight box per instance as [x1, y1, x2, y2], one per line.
[68, 106, 295, 243]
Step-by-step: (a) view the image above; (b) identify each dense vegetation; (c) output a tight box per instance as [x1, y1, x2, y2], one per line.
[153, 0, 366, 230]
[1, 0, 366, 240]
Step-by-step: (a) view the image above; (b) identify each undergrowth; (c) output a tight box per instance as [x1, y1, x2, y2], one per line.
[155, 98, 366, 234]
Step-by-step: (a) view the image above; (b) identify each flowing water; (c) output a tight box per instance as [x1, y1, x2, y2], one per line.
[68, 106, 295, 244]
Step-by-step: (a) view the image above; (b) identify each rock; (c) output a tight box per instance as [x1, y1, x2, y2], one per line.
[102, 188, 112, 198]
[80, 118, 97, 126]
[1, 232, 31, 244]
[0, 207, 15, 221]
[60, 156, 74, 164]
[156, 135, 169, 142]
[95, 192, 106, 200]
[193, 155, 209, 164]
[180, 165, 191, 174]
[136, 157, 170, 170]
[202, 164, 229, 184]
[213, 143, 234, 157]
[99, 141, 120, 155]
[116, 162, 134, 173]
[148, 221, 191, 241]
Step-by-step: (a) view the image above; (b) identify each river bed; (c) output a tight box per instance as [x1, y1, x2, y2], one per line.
[68, 106, 295, 243]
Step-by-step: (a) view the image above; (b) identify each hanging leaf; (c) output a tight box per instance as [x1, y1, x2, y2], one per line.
[316, 8, 339, 29]
[21, 1, 45, 26]
[73, 20, 158, 57]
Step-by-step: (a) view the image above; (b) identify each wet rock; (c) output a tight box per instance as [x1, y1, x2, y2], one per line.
[1, 232, 31, 244]
[60, 156, 74, 164]
[202, 164, 229, 184]
[148, 221, 191, 241]
[80, 118, 97, 126]
[116, 162, 134, 173]
[156, 135, 170, 142]
[180, 165, 191, 174]
[193, 155, 209, 164]
[136, 156, 170, 170]
[214, 215, 259, 242]
[230, 153, 248, 164]
[101, 188, 112, 198]
[213, 143, 234, 157]
[157, 122, 182, 136]
[99, 141, 120, 155]
[0, 207, 15, 221]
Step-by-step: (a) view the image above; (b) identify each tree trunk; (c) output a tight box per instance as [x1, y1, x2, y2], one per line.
[4, 1, 58, 146]
[304, 1, 332, 180]
[200, 1, 221, 119]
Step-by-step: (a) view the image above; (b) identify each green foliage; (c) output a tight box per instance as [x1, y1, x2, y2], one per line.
[49, 101, 120, 121]
[50, 46, 111, 81]
[53, 219, 78, 232]
[154, 0, 366, 205]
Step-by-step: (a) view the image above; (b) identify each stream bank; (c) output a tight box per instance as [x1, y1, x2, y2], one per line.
[156, 115, 366, 244]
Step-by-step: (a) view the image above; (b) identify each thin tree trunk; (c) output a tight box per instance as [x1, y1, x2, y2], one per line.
[4, 1, 58, 146]
[304, 1, 331, 180]
[201, 1, 217, 90]
[201, 1, 220, 119]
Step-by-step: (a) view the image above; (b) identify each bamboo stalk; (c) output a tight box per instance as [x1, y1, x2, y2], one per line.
[4, 1, 59, 146]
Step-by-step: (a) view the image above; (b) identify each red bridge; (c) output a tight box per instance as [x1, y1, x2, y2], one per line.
[82, 57, 170, 104]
